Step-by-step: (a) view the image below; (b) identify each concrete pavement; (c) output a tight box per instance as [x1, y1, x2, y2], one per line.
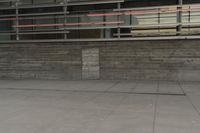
[0, 80, 199, 133]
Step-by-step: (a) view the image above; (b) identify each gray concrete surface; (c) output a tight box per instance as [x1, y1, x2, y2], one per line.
[1, 40, 200, 81]
[0, 80, 200, 133]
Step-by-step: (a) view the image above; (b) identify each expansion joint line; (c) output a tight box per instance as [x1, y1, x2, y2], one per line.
[152, 81, 159, 133]
[130, 81, 139, 93]
[177, 80, 186, 95]
[103, 80, 121, 92]
[178, 82, 200, 117]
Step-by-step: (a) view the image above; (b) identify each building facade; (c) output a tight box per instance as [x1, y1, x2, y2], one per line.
[0, 0, 200, 41]
[0, 0, 200, 81]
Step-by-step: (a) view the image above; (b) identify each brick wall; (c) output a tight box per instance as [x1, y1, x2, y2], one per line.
[0, 40, 200, 81]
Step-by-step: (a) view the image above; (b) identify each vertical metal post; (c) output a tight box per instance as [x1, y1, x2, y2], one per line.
[63, 0, 68, 39]
[103, 13, 106, 38]
[158, 8, 160, 34]
[15, 0, 19, 40]
[188, 6, 191, 34]
[117, 2, 121, 39]
[177, 0, 182, 35]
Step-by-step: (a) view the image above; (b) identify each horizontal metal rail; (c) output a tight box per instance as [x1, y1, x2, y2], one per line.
[0, 31, 70, 35]
[0, 0, 18, 2]
[2, 36, 200, 43]
[13, 21, 124, 28]
[0, 25, 174, 34]
[8, 23, 200, 30]
[2, 6, 200, 18]
[67, 0, 124, 6]
[0, 0, 124, 10]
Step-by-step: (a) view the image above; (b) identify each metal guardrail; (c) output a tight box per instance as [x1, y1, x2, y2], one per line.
[0, 0, 200, 42]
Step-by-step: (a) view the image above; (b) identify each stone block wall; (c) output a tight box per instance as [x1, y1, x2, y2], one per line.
[100, 40, 200, 81]
[0, 43, 82, 80]
[0, 40, 200, 81]
[82, 48, 100, 80]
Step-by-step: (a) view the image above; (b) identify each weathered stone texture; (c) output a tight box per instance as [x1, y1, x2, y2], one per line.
[0, 40, 200, 81]
[0, 43, 82, 80]
[82, 48, 100, 80]
[100, 40, 200, 81]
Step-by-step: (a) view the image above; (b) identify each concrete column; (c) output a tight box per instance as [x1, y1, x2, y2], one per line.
[82, 48, 100, 80]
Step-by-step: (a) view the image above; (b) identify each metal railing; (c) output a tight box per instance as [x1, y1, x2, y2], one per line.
[0, 0, 200, 42]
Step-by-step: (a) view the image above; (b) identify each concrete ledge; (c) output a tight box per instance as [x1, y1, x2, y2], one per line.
[1, 36, 200, 44]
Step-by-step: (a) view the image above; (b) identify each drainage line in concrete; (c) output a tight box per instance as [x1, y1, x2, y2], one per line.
[152, 81, 159, 133]
[178, 83, 200, 117]
[0, 87, 186, 96]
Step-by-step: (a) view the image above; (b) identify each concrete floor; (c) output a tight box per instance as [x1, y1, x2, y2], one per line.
[0, 80, 200, 133]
